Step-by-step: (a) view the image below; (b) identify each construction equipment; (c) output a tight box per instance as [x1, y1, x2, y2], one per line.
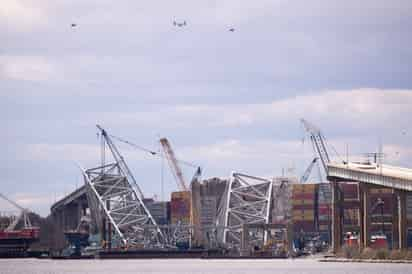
[0, 193, 32, 232]
[81, 125, 163, 248]
[300, 157, 319, 183]
[301, 119, 331, 174]
[0, 193, 40, 256]
[160, 138, 188, 191]
[159, 137, 202, 191]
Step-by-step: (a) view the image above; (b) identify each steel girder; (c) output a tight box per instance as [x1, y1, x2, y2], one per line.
[217, 172, 273, 247]
[82, 162, 163, 247]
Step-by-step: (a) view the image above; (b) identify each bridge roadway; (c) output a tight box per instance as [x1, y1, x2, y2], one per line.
[328, 162, 412, 191]
[327, 162, 412, 252]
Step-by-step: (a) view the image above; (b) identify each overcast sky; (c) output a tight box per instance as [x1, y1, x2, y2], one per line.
[1, 0, 412, 216]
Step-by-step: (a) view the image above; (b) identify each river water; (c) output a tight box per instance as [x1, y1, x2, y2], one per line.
[1, 258, 411, 274]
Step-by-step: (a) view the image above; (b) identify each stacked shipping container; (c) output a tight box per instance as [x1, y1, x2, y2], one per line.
[369, 187, 393, 233]
[318, 183, 332, 233]
[341, 183, 360, 230]
[406, 194, 412, 247]
[291, 184, 318, 233]
[170, 191, 191, 225]
[146, 201, 170, 225]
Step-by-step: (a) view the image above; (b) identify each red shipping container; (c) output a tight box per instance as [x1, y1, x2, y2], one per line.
[318, 204, 331, 215]
[292, 204, 315, 210]
[292, 193, 316, 200]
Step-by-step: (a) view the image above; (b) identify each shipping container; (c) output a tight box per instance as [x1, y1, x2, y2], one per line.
[343, 208, 360, 226]
[341, 183, 359, 201]
[319, 224, 330, 231]
[200, 196, 217, 226]
[292, 193, 316, 200]
[407, 194, 412, 220]
[369, 194, 393, 215]
[292, 200, 315, 206]
[146, 201, 170, 225]
[318, 183, 332, 203]
[343, 200, 361, 209]
[292, 220, 316, 232]
[170, 191, 191, 225]
[292, 204, 316, 211]
[318, 204, 331, 215]
[370, 188, 393, 194]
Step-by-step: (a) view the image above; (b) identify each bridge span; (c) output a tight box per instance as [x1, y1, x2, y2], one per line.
[328, 162, 412, 191]
[327, 162, 412, 252]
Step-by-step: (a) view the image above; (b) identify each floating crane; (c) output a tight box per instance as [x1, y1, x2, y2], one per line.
[0, 193, 33, 231]
[0, 193, 40, 255]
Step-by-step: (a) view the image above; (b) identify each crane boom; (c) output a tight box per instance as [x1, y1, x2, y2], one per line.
[0, 193, 32, 231]
[97, 125, 145, 199]
[159, 138, 188, 191]
[0, 193, 25, 212]
[300, 119, 330, 174]
[300, 157, 319, 183]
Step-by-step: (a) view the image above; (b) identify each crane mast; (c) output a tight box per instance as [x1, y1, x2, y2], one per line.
[159, 137, 188, 191]
[300, 119, 331, 174]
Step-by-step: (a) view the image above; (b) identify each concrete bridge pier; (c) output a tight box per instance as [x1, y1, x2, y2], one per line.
[397, 190, 408, 249]
[331, 181, 343, 253]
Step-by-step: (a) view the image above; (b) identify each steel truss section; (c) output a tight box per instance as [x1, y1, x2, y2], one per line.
[82, 162, 163, 247]
[217, 172, 273, 247]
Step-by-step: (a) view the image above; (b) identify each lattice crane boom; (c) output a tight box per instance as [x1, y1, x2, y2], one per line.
[300, 157, 319, 183]
[97, 124, 145, 199]
[87, 125, 164, 246]
[300, 119, 331, 174]
[159, 137, 188, 191]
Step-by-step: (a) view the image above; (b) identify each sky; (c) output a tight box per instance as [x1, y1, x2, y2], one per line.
[1, 0, 412, 216]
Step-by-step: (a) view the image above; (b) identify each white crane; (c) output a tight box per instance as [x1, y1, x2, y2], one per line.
[300, 119, 331, 176]
[300, 157, 319, 183]
[0, 193, 32, 231]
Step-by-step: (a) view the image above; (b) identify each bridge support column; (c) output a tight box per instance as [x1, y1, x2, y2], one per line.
[392, 190, 399, 249]
[332, 181, 343, 253]
[361, 184, 371, 248]
[398, 191, 407, 249]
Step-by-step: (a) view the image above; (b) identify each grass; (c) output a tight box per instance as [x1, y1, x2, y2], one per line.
[337, 245, 412, 260]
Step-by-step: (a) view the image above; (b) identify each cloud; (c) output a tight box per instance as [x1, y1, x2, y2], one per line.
[0, 56, 57, 82]
[0, 0, 47, 31]
[89, 89, 412, 133]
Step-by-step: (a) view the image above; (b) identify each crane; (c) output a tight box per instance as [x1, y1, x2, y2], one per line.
[300, 157, 319, 183]
[97, 124, 145, 199]
[300, 119, 331, 175]
[159, 137, 189, 191]
[0, 193, 32, 231]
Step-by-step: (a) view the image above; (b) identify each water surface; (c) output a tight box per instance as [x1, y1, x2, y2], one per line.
[1, 258, 411, 274]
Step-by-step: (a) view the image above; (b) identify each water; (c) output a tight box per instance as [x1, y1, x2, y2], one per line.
[1, 258, 411, 274]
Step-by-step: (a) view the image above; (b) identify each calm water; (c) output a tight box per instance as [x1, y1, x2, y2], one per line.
[1, 258, 411, 274]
